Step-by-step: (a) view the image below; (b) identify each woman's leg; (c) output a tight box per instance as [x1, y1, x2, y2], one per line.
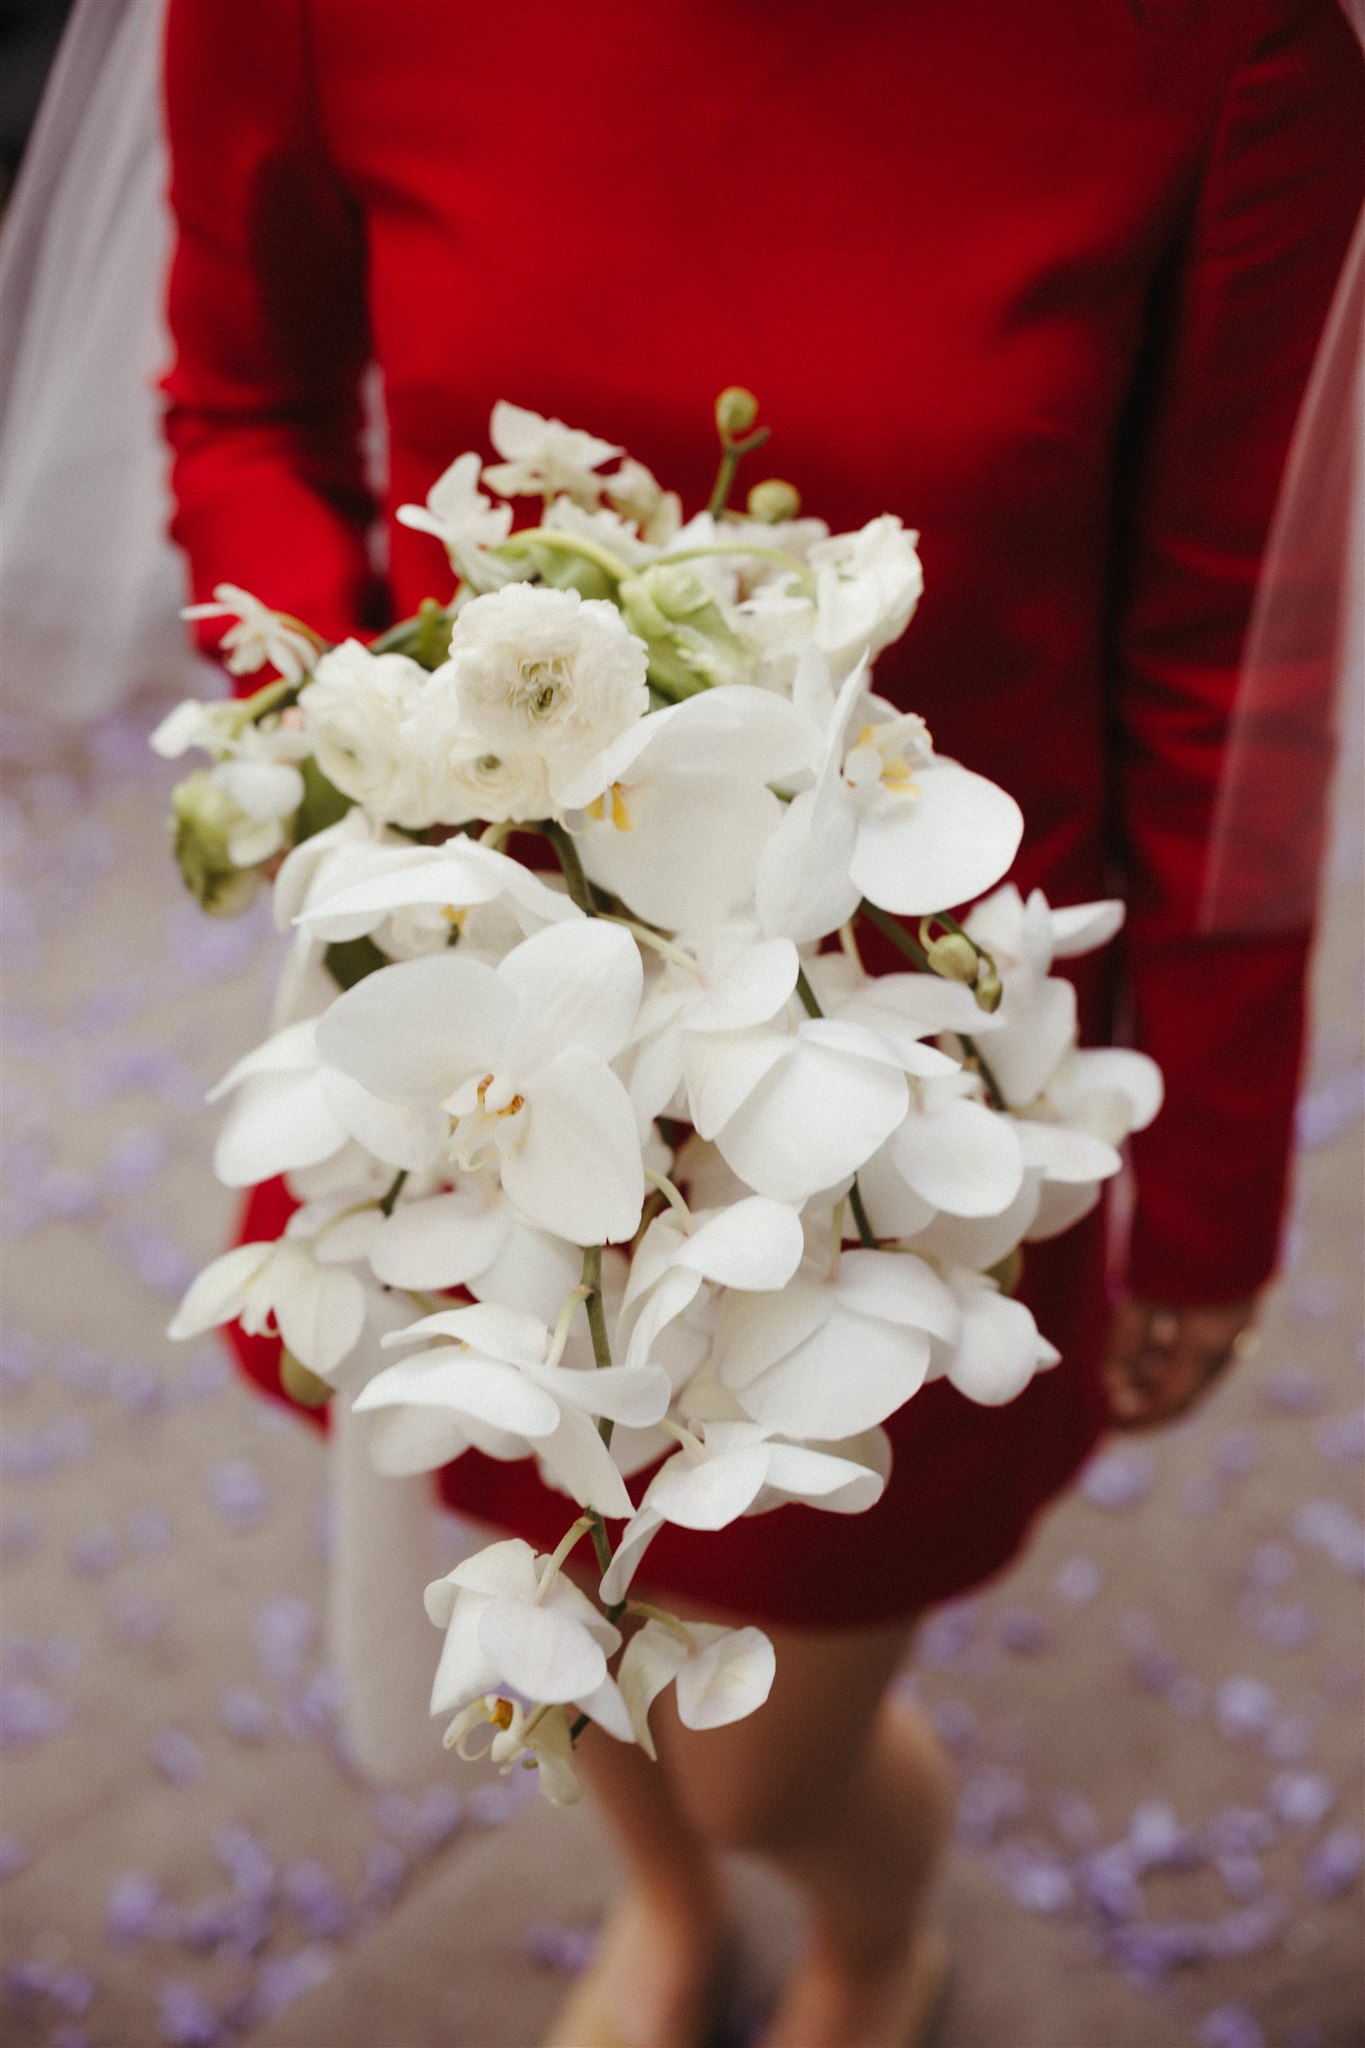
[568, 1612, 954, 2048]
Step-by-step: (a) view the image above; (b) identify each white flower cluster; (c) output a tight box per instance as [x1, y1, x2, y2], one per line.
[161, 401, 1161, 1806]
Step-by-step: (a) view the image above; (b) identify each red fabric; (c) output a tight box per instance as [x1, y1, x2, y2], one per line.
[162, 0, 1363, 1627]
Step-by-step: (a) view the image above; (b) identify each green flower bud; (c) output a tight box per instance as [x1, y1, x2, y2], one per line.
[746, 478, 802, 524]
[619, 565, 752, 701]
[170, 771, 261, 917]
[974, 964, 1004, 1013]
[925, 931, 979, 984]
[714, 386, 759, 439]
[280, 1350, 334, 1408]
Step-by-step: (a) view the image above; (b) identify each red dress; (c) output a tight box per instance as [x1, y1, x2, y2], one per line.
[161, 0, 1363, 1628]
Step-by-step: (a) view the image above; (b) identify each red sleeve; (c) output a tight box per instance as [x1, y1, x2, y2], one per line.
[160, 0, 382, 674]
[1113, 0, 1363, 1305]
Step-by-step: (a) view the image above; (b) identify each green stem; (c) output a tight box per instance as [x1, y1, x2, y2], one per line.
[705, 424, 772, 518]
[650, 541, 813, 590]
[378, 1169, 407, 1219]
[960, 1032, 1007, 1112]
[541, 820, 596, 915]
[794, 965, 823, 1019]
[495, 527, 633, 584]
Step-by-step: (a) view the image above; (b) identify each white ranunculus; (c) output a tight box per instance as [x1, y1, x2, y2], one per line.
[482, 401, 623, 508]
[301, 639, 435, 825]
[809, 516, 924, 677]
[618, 1619, 776, 1757]
[181, 583, 317, 682]
[395, 451, 518, 592]
[430, 585, 649, 806]
[315, 919, 646, 1246]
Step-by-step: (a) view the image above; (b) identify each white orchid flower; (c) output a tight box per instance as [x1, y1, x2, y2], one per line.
[558, 685, 814, 933]
[395, 451, 518, 591]
[167, 1237, 367, 1380]
[293, 835, 580, 965]
[929, 1268, 1060, 1406]
[681, 1009, 910, 1206]
[618, 1619, 776, 1758]
[602, 457, 683, 546]
[600, 1420, 889, 1604]
[425, 1537, 629, 1732]
[756, 660, 1024, 943]
[807, 515, 924, 677]
[616, 1195, 807, 1374]
[316, 920, 646, 1245]
[960, 884, 1125, 1109]
[209, 1018, 448, 1188]
[708, 1246, 957, 1440]
[444, 1695, 584, 1807]
[623, 927, 802, 1127]
[482, 401, 623, 509]
[181, 583, 316, 682]
[354, 1299, 669, 1513]
[369, 1176, 581, 1323]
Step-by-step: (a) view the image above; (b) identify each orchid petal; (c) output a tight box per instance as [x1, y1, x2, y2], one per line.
[851, 760, 1023, 916]
[501, 1048, 644, 1245]
[168, 1243, 273, 1339]
[318, 953, 514, 1103]
[646, 1444, 771, 1530]
[891, 1098, 1024, 1217]
[500, 920, 643, 1073]
[477, 1599, 607, 1705]
[369, 1188, 510, 1289]
[674, 1626, 776, 1730]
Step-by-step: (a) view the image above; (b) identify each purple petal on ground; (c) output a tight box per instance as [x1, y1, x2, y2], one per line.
[1268, 1771, 1336, 1828]
[1207, 1895, 1288, 1957]
[466, 1778, 531, 1827]
[0, 1832, 31, 1877]
[956, 1768, 1028, 1850]
[253, 1596, 317, 1686]
[50, 1967, 98, 2016]
[1294, 1068, 1364, 1149]
[1048, 1791, 1100, 1850]
[356, 1840, 406, 1911]
[928, 1698, 979, 1755]
[1263, 1366, 1324, 1414]
[0, 1680, 71, 1747]
[158, 1978, 223, 2048]
[283, 1860, 352, 1940]
[1263, 1714, 1314, 1764]
[1079, 1846, 1143, 1923]
[238, 1945, 336, 2026]
[1215, 1677, 1279, 1742]
[4, 1957, 55, 2000]
[49, 2028, 92, 2048]
[149, 1729, 206, 1785]
[1052, 1555, 1102, 1607]
[1302, 1827, 1365, 1901]
[207, 1459, 271, 1533]
[415, 1782, 464, 1852]
[994, 1840, 1076, 1915]
[106, 1587, 170, 1647]
[1198, 2003, 1266, 2048]
[1213, 1428, 1263, 1477]
[1246, 1542, 1296, 1590]
[218, 1685, 273, 1743]
[524, 1921, 600, 1974]
[213, 1824, 276, 1902]
[1080, 1448, 1157, 1511]
[1209, 1807, 1278, 1857]
[102, 1125, 171, 1193]
[996, 1606, 1052, 1655]
[914, 1600, 978, 1669]
[1314, 1409, 1365, 1464]
[1215, 1852, 1265, 1901]
[107, 1871, 166, 1946]
[1126, 1801, 1202, 1873]
[1291, 1498, 1365, 1577]
[1106, 1919, 1209, 1985]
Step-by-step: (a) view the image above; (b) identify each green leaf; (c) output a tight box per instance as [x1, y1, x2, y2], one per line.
[324, 935, 389, 990]
[294, 756, 354, 844]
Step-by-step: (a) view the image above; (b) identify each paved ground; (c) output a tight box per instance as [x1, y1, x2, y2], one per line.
[1, 696, 1361, 2048]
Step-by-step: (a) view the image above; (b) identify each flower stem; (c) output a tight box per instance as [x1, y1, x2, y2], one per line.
[378, 1169, 407, 1218]
[794, 965, 823, 1019]
[705, 424, 772, 518]
[541, 820, 596, 915]
[536, 1515, 594, 1596]
[644, 1170, 692, 1223]
[495, 528, 633, 584]
[650, 540, 813, 591]
[857, 900, 1007, 1109]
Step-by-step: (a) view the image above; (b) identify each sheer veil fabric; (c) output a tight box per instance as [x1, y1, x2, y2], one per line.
[1198, 0, 1365, 934]
[0, 0, 206, 727]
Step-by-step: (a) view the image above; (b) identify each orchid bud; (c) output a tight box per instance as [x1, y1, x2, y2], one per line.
[746, 478, 801, 524]
[279, 1350, 333, 1408]
[974, 963, 1004, 1012]
[715, 386, 759, 439]
[170, 772, 261, 917]
[925, 932, 978, 983]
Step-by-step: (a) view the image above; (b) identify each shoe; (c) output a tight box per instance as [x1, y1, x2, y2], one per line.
[899, 1928, 951, 2048]
[539, 1914, 737, 2048]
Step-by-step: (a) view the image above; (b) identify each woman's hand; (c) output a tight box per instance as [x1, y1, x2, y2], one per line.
[1103, 1296, 1258, 1431]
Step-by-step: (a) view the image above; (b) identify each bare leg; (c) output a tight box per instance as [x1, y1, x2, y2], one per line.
[562, 1611, 953, 2048]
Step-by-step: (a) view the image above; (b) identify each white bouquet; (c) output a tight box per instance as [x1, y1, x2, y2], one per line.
[155, 392, 1162, 1804]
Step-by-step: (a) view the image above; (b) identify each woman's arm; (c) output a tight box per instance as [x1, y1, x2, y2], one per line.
[160, 0, 382, 668]
[1107, 0, 1363, 1416]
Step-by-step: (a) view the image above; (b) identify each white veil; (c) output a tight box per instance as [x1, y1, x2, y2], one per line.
[1197, 0, 1365, 933]
[0, 0, 205, 725]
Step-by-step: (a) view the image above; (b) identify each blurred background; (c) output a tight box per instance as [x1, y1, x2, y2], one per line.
[1, 8, 1363, 2047]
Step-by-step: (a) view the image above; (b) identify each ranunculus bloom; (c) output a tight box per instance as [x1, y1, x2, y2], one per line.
[301, 639, 435, 825]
